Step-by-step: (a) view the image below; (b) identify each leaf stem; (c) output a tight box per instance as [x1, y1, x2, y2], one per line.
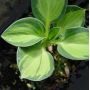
[45, 21, 50, 38]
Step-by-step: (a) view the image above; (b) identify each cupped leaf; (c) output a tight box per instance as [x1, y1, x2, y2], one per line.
[17, 44, 54, 81]
[1, 17, 45, 47]
[31, 0, 66, 24]
[56, 5, 85, 29]
[57, 27, 89, 60]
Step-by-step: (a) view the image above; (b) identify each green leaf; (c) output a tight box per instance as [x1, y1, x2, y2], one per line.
[57, 27, 89, 60]
[17, 44, 54, 81]
[31, 0, 66, 24]
[48, 27, 61, 40]
[56, 5, 85, 29]
[1, 17, 45, 47]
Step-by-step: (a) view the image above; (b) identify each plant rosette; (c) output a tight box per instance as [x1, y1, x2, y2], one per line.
[1, 0, 89, 81]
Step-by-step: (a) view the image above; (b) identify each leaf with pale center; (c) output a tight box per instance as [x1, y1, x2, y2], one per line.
[17, 44, 54, 81]
[31, 0, 66, 24]
[56, 5, 85, 29]
[57, 27, 89, 60]
[1, 17, 45, 47]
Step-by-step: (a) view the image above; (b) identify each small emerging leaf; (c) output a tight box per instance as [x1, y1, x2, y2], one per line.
[48, 27, 61, 40]
[1, 17, 45, 47]
[56, 5, 85, 29]
[57, 27, 89, 60]
[17, 44, 54, 81]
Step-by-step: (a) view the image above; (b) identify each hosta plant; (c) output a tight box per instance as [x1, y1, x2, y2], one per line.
[1, 0, 89, 81]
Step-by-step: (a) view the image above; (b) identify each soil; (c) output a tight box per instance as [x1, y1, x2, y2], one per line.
[0, 0, 89, 90]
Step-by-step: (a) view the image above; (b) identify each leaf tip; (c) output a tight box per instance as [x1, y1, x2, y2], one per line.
[1, 33, 5, 40]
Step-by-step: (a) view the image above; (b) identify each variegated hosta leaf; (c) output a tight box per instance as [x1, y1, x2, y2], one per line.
[31, 0, 66, 24]
[57, 27, 89, 60]
[1, 17, 45, 47]
[56, 5, 85, 29]
[17, 45, 54, 81]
